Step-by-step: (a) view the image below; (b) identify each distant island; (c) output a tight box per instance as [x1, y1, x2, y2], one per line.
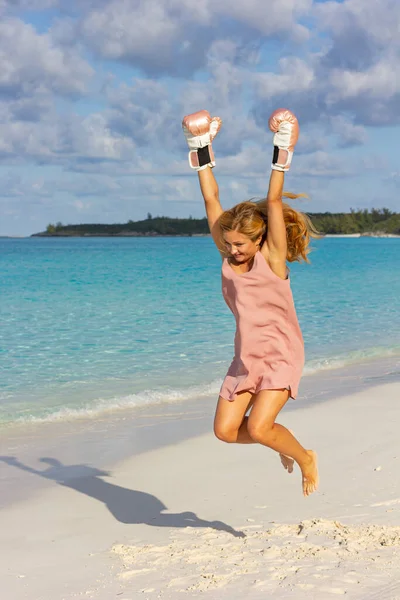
[32, 208, 400, 237]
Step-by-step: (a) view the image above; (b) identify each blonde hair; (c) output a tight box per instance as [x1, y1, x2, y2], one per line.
[218, 193, 321, 263]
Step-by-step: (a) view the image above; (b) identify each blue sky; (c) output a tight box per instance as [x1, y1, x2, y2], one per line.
[0, 0, 399, 236]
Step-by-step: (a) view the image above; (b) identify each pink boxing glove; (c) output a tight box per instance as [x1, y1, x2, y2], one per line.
[268, 108, 299, 172]
[182, 110, 222, 171]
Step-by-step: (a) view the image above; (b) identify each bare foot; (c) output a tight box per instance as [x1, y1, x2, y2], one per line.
[301, 450, 319, 497]
[279, 452, 294, 473]
[279, 428, 295, 474]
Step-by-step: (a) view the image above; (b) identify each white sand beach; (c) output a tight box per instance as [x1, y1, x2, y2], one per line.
[1, 358, 400, 600]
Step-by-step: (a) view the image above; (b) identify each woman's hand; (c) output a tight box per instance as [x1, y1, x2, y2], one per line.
[269, 108, 299, 172]
[182, 110, 222, 171]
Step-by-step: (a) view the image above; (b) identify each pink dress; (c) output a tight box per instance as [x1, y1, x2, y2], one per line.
[220, 250, 304, 401]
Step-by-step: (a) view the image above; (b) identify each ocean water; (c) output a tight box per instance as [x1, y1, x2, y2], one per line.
[1, 236, 399, 425]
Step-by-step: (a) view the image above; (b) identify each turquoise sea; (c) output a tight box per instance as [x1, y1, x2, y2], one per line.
[1, 237, 399, 425]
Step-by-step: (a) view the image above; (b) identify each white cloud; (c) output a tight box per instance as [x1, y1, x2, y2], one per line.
[309, 0, 400, 124]
[81, 1, 180, 63]
[0, 18, 93, 98]
[214, 0, 312, 37]
[0, 108, 135, 164]
[317, 0, 399, 46]
[330, 115, 368, 148]
[254, 57, 315, 98]
[106, 79, 179, 148]
[217, 146, 267, 176]
[293, 151, 354, 178]
[72, 114, 134, 160]
[251, 0, 400, 128]
[75, 0, 312, 75]
[327, 60, 400, 102]
[0, 0, 58, 13]
[165, 178, 194, 202]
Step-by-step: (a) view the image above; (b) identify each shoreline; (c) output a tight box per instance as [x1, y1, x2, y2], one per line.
[1, 354, 399, 507]
[324, 233, 400, 238]
[1, 357, 400, 598]
[1, 352, 399, 434]
[1, 348, 399, 430]
[2, 233, 400, 239]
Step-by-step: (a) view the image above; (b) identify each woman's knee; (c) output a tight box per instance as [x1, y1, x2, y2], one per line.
[213, 422, 238, 443]
[247, 419, 275, 444]
[213, 393, 253, 443]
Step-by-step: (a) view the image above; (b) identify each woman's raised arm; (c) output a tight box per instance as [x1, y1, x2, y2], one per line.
[198, 166, 225, 254]
[182, 110, 224, 254]
[265, 110, 299, 263]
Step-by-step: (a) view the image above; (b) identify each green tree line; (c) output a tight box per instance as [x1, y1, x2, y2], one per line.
[39, 208, 400, 237]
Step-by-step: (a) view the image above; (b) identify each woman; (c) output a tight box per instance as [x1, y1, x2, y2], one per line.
[182, 109, 319, 497]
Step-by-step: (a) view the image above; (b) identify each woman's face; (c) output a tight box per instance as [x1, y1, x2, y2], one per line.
[223, 230, 261, 263]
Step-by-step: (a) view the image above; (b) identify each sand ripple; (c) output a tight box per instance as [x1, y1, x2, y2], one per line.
[112, 518, 400, 598]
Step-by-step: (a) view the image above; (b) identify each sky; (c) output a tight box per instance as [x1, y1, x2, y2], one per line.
[0, 0, 399, 236]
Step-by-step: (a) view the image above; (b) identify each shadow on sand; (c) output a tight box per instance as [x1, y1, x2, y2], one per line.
[0, 456, 245, 538]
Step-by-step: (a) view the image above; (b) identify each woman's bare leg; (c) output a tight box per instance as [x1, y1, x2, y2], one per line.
[247, 389, 319, 496]
[213, 389, 318, 496]
[214, 396, 294, 463]
[214, 392, 256, 444]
